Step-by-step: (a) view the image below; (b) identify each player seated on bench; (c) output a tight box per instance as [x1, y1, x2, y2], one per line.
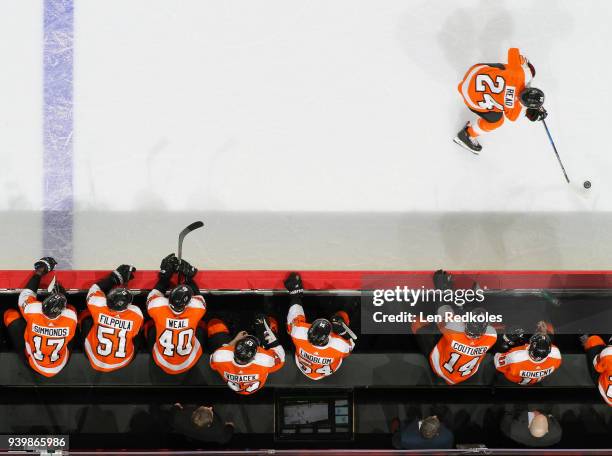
[412, 304, 497, 385]
[581, 334, 612, 406]
[495, 321, 562, 385]
[285, 272, 356, 380]
[209, 313, 285, 395]
[79, 264, 142, 372]
[3, 257, 77, 378]
[411, 270, 497, 385]
[144, 254, 206, 375]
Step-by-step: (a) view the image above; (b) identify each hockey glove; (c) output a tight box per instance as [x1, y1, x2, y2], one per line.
[528, 62, 536, 78]
[284, 272, 303, 295]
[526, 107, 547, 122]
[178, 259, 198, 279]
[254, 315, 279, 349]
[159, 253, 179, 280]
[501, 325, 526, 352]
[433, 269, 453, 291]
[34, 257, 57, 275]
[112, 264, 136, 285]
[330, 315, 348, 337]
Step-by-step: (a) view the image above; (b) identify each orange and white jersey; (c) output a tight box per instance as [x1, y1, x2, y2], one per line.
[210, 344, 285, 395]
[494, 343, 562, 385]
[84, 284, 144, 372]
[287, 303, 354, 380]
[594, 346, 612, 406]
[18, 289, 77, 377]
[458, 48, 533, 121]
[146, 289, 206, 374]
[429, 320, 497, 385]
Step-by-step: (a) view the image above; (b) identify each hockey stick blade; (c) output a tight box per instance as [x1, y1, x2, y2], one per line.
[47, 275, 57, 293]
[341, 321, 358, 341]
[177, 221, 204, 261]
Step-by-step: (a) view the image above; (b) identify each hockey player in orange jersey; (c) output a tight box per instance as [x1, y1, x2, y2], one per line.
[209, 314, 285, 394]
[495, 333, 562, 385]
[145, 254, 206, 375]
[79, 264, 143, 372]
[455, 48, 547, 153]
[285, 272, 356, 380]
[2, 257, 77, 377]
[581, 334, 612, 407]
[413, 303, 497, 385]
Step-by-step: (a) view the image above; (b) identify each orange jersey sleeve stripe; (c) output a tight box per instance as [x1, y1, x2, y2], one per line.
[3, 308, 20, 327]
[585, 335, 606, 351]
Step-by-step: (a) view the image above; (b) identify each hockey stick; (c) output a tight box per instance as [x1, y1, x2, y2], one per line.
[178, 221, 204, 262]
[47, 275, 57, 293]
[340, 321, 358, 341]
[542, 119, 570, 183]
[177, 221, 204, 282]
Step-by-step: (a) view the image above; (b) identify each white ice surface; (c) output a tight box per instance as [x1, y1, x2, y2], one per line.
[2, 1, 612, 269]
[0, 1, 43, 267]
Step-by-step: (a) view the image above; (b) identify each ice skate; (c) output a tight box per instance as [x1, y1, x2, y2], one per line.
[453, 122, 482, 154]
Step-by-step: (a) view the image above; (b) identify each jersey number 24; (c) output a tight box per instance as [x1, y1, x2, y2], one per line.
[475, 74, 505, 110]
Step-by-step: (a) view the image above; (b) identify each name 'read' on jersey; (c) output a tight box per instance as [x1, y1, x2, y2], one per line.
[146, 289, 206, 374]
[84, 284, 144, 372]
[18, 289, 77, 377]
[286, 303, 354, 380]
[210, 344, 285, 395]
[429, 321, 497, 385]
[458, 48, 533, 121]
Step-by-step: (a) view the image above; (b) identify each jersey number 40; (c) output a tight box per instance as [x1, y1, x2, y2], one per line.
[159, 328, 194, 356]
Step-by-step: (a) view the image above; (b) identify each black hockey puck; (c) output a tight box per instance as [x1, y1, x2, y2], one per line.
[584, 180, 591, 189]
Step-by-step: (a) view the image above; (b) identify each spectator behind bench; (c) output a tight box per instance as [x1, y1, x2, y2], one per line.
[391, 415, 454, 449]
[501, 408, 562, 447]
[169, 403, 234, 446]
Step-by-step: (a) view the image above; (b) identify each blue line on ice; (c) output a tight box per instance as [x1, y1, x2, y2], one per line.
[43, 0, 74, 268]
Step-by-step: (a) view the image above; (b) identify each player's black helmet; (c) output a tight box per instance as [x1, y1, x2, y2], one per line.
[308, 319, 332, 347]
[42, 293, 67, 319]
[528, 334, 552, 361]
[234, 336, 259, 365]
[465, 307, 488, 339]
[169, 284, 193, 313]
[520, 87, 545, 108]
[107, 287, 133, 312]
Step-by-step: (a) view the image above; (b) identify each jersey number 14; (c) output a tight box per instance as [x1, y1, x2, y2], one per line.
[443, 352, 479, 377]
